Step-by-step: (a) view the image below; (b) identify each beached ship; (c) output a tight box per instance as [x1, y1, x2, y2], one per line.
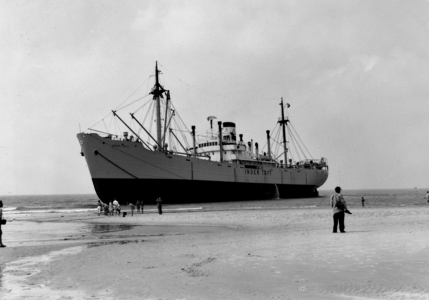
[77, 63, 328, 204]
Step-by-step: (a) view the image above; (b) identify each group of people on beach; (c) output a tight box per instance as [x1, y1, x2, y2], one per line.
[126, 200, 144, 216]
[97, 197, 163, 216]
[97, 199, 122, 216]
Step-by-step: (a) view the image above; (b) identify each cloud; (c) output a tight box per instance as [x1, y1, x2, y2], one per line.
[362, 55, 379, 72]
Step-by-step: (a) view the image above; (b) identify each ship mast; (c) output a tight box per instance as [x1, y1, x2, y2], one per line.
[279, 97, 288, 167]
[162, 90, 170, 147]
[150, 62, 164, 150]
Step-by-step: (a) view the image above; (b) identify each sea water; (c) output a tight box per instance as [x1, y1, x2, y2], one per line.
[0, 188, 427, 217]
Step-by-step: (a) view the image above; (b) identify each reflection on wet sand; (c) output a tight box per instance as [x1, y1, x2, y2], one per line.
[87, 239, 145, 248]
[90, 223, 134, 234]
[0, 222, 138, 298]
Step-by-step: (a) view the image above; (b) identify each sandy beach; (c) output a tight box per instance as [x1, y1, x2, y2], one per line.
[1, 205, 429, 300]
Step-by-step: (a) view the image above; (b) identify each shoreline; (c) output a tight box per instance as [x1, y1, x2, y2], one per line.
[1, 206, 429, 299]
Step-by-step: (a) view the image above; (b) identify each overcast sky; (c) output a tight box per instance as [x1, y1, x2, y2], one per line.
[1, 0, 429, 195]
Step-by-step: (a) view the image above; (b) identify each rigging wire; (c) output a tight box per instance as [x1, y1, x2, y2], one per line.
[289, 130, 301, 162]
[167, 101, 191, 149]
[170, 102, 190, 133]
[273, 125, 282, 156]
[252, 114, 315, 165]
[108, 116, 114, 133]
[289, 122, 313, 159]
[158, 63, 192, 88]
[114, 76, 151, 111]
[142, 100, 154, 126]
[169, 128, 192, 134]
[134, 99, 153, 137]
[260, 122, 279, 154]
[172, 117, 190, 149]
[287, 126, 305, 161]
[148, 101, 155, 145]
[116, 94, 150, 112]
[274, 151, 285, 161]
[159, 62, 229, 100]
[103, 119, 109, 133]
[87, 75, 152, 130]
[114, 116, 121, 137]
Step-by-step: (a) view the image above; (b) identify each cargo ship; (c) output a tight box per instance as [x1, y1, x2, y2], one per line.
[77, 63, 328, 204]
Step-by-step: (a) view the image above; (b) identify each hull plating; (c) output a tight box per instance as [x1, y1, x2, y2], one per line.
[92, 178, 319, 204]
[78, 133, 328, 204]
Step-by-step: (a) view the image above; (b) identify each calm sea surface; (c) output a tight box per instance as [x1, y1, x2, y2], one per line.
[0, 188, 427, 217]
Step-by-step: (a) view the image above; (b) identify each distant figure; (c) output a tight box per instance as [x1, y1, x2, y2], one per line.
[103, 203, 109, 216]
[109, 202, 113, 216]
[156, 197, 163, 215]
[141, 200, 144, 214]
[128, 202, 135, 216]
[330, 187, 348, 233]
[136, 200, 141, 214]
[113, 198, 119, 215]
[0, 200, 5, 247]
[361, 197, 365, 207]
[97, 200, 102, 216]
[425, 191, 429, 207]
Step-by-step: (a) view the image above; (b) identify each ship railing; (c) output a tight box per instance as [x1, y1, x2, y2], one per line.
[88, 129, 123, 141]
[289, 158, 328, 170]
[95, 131, 211, 159]
[231, 159, 277, 167]
[111, 135, 154, 147]
[229, 156, 329, 170]
[96, 131, 140, 143]
[166, 151, 211, 160]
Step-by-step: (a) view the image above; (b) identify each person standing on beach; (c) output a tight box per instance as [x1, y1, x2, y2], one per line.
[136, 200, 141, 214]
[103, 203, 109, 216]
[97, 200, 102, 216]
[109, 201, 113, 216]
[141, 200, 144, 214]
[156, 197, 163, 215]
[128, 202, 135, 216]
[0, 200, 6, 247]
[361, 197, 365, 207]
[330, 187, 348, 233]
[113, 198, 119, 215]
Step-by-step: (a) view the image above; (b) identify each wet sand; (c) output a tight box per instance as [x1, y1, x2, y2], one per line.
[1, 206, 429, 299]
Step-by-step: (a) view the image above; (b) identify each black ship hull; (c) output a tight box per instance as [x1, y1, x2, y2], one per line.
[92, 178, 319, 204]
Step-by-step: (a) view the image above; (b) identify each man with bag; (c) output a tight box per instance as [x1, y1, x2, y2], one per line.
[330, 186, 348, 233]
